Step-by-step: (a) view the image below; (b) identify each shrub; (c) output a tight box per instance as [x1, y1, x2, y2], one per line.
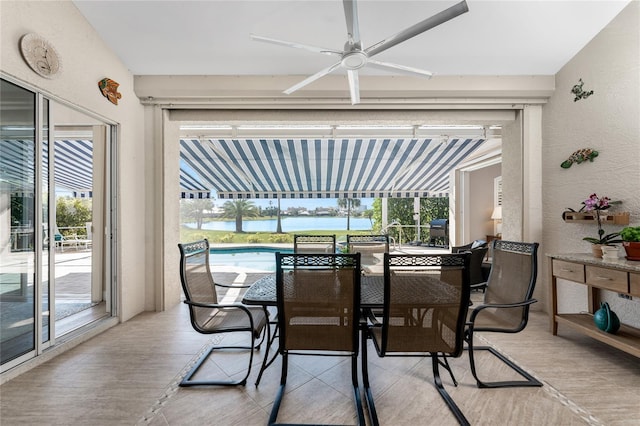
[219, 233, 235, 243]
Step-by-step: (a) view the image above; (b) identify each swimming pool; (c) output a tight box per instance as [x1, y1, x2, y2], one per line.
[209, 246, 293, 272]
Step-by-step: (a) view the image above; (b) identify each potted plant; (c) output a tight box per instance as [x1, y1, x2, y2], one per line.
[581, 193, 622, 257]
[620, 226, 640, 261]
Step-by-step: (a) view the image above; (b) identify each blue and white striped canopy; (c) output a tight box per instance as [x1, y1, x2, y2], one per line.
[179, 138, 485, 199]
[1, 139, 93, 196]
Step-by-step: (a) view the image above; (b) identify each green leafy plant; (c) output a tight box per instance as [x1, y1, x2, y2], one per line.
[581, 193, 623, 245]
[620, 226, 640, 242]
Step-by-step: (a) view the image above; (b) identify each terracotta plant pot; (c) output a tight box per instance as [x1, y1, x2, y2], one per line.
[622, 241, 640, 261]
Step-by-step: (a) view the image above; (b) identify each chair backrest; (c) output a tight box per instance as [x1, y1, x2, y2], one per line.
[275, 253, 361, 352]
[452, 245, 489, 285]
[483, 240, 539, 329]
[377, 253, 471, 356]
[178, 239, 219, 330]
[451, 239, 487, 253]
[347, 234, 389, 274]
[293, 234, 336, 254]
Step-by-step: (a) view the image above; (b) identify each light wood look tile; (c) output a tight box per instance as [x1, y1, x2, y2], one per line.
[2, 285, 639, 426]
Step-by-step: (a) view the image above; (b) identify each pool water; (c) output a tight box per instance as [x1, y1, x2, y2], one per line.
[209, 246, 293, 272]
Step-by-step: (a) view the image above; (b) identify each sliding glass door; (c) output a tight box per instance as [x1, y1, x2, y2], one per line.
[1, 77, 115, 372]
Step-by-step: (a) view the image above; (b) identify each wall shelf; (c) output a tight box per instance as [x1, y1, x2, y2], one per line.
[562, 211, 630, 225]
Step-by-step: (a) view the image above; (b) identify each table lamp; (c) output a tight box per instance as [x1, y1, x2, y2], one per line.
[491, 205, 502, 237]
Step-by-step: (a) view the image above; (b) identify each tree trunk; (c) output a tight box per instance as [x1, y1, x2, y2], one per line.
[235, 215, 243, 233]
[276, 198, 282, 233]
[347, 199, 351, 230]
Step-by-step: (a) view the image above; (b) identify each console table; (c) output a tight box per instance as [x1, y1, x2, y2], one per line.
[548, 253, 640, 357]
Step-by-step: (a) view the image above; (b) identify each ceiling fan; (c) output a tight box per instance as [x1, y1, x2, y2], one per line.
[251, 0, 469, 105]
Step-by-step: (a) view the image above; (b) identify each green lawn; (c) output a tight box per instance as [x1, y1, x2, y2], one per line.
[180, 227, 373, 244]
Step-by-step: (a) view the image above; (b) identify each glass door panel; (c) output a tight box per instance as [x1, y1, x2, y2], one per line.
[0, 79, 37, 365]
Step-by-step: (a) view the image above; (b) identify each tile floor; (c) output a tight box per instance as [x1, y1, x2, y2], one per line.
[1, 273, 639, 426]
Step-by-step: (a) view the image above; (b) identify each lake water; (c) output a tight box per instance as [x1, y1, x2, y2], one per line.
[190, 216, 373, 232]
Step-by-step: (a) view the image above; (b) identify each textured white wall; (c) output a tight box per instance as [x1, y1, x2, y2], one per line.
[1, 1, 147, 321]
[542, 2, 640, 325]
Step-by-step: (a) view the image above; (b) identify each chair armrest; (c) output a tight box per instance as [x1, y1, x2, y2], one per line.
[470, 281, 487, 290]
[183, 300, 254, 315]
[215, 282, 251, 289]
[468, 298, 538, 323]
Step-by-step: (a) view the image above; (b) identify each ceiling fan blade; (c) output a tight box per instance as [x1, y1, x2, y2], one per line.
[347, 70, 360, 104]
[283, 61, 343, 94]
[365, 0, 469, 58]
[367, 59, 433, 78]
[250, 34, 342, 56]
[343, 0, 361, 46]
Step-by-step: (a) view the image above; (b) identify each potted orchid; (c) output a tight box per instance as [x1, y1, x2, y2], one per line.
[581, 193, 622, 257]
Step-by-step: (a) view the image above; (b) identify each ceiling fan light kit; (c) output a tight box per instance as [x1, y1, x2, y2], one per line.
[251, 0, 469, 104]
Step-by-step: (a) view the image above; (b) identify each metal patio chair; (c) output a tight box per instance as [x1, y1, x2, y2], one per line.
[362, 252, 472, 426]
[178, 239, 268, 386]
[293, 234, 336, 253]
[269, 252, 365, 426]
[347, 234, 389, 275]
[465, 240, 542, 388]
[452, 241, 489, 291]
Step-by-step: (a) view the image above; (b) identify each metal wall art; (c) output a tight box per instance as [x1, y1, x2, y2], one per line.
[561, 148, 598, 168]
[98, 78, 122, 105]
[571, 78, 594, 102]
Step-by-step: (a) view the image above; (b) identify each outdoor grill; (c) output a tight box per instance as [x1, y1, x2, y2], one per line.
[428, 219, 449, 247]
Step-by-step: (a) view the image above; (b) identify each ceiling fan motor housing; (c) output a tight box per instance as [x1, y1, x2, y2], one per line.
[341, 51, 368, 70]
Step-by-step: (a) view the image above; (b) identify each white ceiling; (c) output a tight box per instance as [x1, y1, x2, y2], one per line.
[72, 0, 630, 78]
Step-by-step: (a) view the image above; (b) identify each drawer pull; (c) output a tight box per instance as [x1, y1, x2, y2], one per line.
[595, 276, 613, 281]
[560, 268, 574, 272]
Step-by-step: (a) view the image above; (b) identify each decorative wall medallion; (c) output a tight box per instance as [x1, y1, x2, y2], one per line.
[571, 78, 594, 102]
[19, 33, 61, 78]
[98, 78, 122, 105]
[561, 148, 598, 169]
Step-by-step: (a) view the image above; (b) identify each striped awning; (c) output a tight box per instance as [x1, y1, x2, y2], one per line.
[179, 138, 485, 199]
[1, 139, 93, 196]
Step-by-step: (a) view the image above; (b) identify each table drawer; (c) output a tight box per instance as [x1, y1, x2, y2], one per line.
[630, 272, 640, 297]
[585, 266, 628, 292]
[552, 260, 585, 282]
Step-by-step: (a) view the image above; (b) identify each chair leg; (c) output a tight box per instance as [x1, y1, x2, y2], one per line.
[437, 353, 458, 387]
[267, 352, 288, 426]
[466, 330, 542, 388]
[180, 333, 256, 387]
[255, 321, 279, 386]
[361, 327, 379, 426]
[432, 355, 470, 426]
[351, 354, 366, 426]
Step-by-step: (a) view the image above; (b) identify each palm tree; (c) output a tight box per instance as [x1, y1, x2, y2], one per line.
[337, 198, 361, 230]
[276, 198, 283, 233]
[222, 200, 258, 233]
[180, 199, 214, 230]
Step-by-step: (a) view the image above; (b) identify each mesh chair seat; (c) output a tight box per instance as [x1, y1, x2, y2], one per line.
[196, 306, 267, 335]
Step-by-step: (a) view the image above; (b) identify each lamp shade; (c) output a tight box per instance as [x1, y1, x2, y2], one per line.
[491, 205, 502, 220]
